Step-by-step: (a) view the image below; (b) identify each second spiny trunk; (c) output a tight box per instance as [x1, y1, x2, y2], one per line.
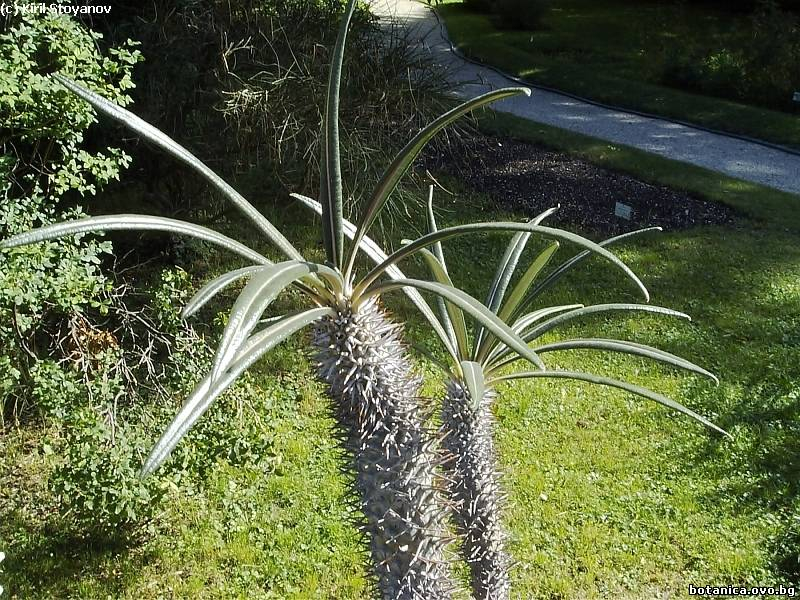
[442, 380, 510, 600]
[312, 297, 455, 599]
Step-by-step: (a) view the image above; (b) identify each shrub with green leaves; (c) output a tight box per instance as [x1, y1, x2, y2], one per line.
[42, 265, 270, 536]
[659, 0, 800, 111]
[0, 7, 140, 420]
[51, 406, 165, 537]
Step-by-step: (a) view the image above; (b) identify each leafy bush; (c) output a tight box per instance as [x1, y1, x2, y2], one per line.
[0, 8, 140, 421]
[659, 0, 800, 111]
[51, 406, 165, 537]
[494, 0, 547, 30]
[43, 265, 275, 536]
[662, 47, 748, 100]
[744, 0, 800, 108]
[0, 9, 273, 536]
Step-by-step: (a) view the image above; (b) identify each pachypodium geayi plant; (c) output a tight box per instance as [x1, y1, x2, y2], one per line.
[414, 187, 728, 599]
[1, 2, 648, 597]
[1, 2, 727, 598]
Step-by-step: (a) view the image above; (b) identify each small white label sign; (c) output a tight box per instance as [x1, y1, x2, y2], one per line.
[614, 202, 632, 220]
[793, 91, 800, 102]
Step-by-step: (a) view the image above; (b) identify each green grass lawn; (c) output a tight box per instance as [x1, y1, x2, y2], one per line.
[438, 0, 800, 149]
[2, 127, 800, 596]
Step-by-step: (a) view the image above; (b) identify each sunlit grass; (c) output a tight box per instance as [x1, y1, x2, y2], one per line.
[2, 133, 799, 598]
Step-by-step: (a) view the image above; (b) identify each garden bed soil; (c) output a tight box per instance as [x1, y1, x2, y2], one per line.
[425, 133, 736, 236]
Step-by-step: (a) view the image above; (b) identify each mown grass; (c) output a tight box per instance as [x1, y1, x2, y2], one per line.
[438, 0, 800, 149]
[2, 129, 800, 597]
[3, 169, 799, 597]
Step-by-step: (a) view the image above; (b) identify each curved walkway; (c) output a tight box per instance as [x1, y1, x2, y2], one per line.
[368, 0, 800, 196]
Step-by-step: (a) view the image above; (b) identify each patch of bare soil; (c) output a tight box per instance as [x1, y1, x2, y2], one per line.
[424, 133, 736, 236]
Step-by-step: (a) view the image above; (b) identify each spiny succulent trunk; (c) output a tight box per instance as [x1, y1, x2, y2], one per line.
[312, 297, 454, 600]
[441, 380, 510, 600]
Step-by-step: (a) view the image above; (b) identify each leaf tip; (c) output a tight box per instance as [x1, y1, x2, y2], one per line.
[139, 460, 157, 479]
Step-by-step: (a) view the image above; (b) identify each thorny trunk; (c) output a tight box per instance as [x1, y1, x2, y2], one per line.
[442, 380, 510, 600]
[312, 297, 455, 600]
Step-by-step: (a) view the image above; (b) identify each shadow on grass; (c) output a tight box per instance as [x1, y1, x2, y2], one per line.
[1, 509, 156, 598]
[617, 226, 800, 581]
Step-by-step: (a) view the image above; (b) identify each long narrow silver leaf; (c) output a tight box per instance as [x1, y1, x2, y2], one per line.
[425, 186, 457, 349]
[485, 304, 584, 368]
[0, 214, 271, 266]
[319, 0, 356, 268]
[355, 222, 649, 302]
[182, 266, 268, 319]
[460, 360, 486, 410]
[344, 87, 532, 278]
[514, 226, 661, 319]
[531, 338, 719, 384]
[476, 241, 560, 363]
[498, 242, 561, 322]
[211, 261, 340, 381]
[511, 304, 585, 334]
[53, 75, 303, 262]
[488, 369, 730, 438]
[522, 303, 689, 344]
[292, 192, 458, 362]
[486, 207, 558, 314]
[233, 307, 334, 360]
[141, 308, 332, 476]
[473, 207, 558, 361]
[362, 278, 546, 371]
[418, 248, 469, 357]
[489, 303, 691, 371]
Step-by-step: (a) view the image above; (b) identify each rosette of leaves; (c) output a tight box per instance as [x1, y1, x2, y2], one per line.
[1, 2, 676, 597]
[412, 189, 729, 600]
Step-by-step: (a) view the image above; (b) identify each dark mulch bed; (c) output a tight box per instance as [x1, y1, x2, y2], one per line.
[424, 133, 736, 236]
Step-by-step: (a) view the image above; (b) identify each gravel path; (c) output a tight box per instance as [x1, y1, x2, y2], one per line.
[368, 0, 800, 196]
